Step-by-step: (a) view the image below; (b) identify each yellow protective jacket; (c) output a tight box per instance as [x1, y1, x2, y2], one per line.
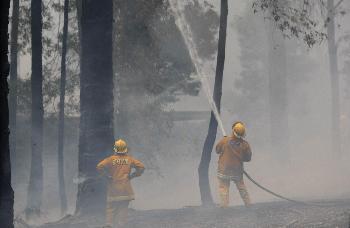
[97, 154, 145, 202]
[216, 136, 252, 181]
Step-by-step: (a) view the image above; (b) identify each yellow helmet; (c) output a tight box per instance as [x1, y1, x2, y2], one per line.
[232, 122, 246, 138]
[114, 139, 128, 154]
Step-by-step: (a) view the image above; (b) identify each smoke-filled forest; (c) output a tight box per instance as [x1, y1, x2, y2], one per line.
[1, 0, 350, 227]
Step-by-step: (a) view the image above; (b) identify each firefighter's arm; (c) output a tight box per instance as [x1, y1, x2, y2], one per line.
[96, 158, 112, 179]
[215, 137, 226, 154]
[242, 143, 252, 162]
[129, 158, 145, 179]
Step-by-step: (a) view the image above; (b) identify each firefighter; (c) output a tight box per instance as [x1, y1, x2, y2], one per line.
[97, 139, 145, 228]
[216, 121, 252, 208]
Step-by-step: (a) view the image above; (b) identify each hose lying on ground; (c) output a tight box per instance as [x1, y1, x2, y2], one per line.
[243, 171, 339, 207]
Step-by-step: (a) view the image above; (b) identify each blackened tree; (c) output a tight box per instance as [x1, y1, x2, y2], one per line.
[198, 0, 228, 205]
[26, 0, 44, 218]
[57, 0, 69, 215]
[75, 0, 114, 216]
[0, 0, 14, 226]
[9, 0, 19, 165]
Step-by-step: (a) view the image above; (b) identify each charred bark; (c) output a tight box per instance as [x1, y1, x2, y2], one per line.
[76, 0, 82, 43]
[75, 0, 114, 216]
[26, 0, 44, 218]
[57, 0, 69, 216]
[198, 0, 228, 206]
[0, 0, 14, 226]
[9, 0, 19, 167]
[327, 0, 341, 156]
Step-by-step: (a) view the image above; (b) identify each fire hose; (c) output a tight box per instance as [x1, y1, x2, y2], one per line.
[228, 143, 330, 207]
[170, 0, 340, 209]
[243, 170, 339, 207]
[243, 170, 309, 205]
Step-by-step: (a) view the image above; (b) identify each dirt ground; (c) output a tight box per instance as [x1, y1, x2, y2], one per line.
[18, 200, 350, 228]
[124, 200, 350, 228]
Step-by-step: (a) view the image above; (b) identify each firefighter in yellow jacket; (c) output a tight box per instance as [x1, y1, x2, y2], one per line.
[216, 122, 252, 207]
[97, 139, 145, 227]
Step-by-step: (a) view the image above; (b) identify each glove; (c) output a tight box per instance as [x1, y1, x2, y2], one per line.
[128, 172, 137, 180]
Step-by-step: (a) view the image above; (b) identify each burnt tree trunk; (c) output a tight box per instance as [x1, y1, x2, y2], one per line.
[75, 0, 114, 216]
[9, 0, 19, 167]
[57, 0, 69, 216]
[76, 0, 82, 42]
[0, 0, 14, 226]
[26, 0, 44, 218]
[198, 0, 228, 206]
[327, 0, 341, 155]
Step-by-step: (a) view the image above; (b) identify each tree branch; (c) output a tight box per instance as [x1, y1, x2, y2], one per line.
[334, 0, 344, 10]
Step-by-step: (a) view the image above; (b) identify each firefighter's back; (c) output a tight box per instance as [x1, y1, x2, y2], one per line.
[109, 154, 133, 181]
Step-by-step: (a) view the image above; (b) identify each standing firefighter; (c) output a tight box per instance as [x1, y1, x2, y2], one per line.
[97, 139, 145, 227]
[216, 122, 252, 207]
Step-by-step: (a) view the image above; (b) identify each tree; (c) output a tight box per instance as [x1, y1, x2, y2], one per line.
[252, 0, 326, 47]
[9, 0, 19, 165]
[327, 0, 341, 155]
[198, 0, 228, 205]
[113, 0, 202, 169]
[252, 0, 345, 156]
[0, 0, 14, 226]
[266, 14, 289, 161]
[26, 0, 44, 218]
[15, 0, 80, 117]
[75, 0, 114, 216]
[234, 3, 270, 149]
[183, 0, 219, 61]
[57, 0, 69, 216]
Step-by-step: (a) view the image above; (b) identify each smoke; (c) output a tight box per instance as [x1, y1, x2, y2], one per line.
[126, 0, 350, 210]
[11, 0, 350, 223]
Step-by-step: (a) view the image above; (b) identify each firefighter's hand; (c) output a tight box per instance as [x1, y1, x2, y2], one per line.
[128, 172, 137, 180]
[97, 174, 112, 183]
[103, 176, 112, 182]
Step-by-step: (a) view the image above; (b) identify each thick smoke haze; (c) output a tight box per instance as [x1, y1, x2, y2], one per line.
[9, 0, 350, 225]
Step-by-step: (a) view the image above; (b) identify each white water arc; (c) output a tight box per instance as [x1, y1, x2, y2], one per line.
[169, 0, 227, 136]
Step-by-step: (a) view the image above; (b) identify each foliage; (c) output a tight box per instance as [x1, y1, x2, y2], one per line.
[184, 0, 219, 60]
[252, 0, 327, 47]
[233, 3, 318, 148]
[16, 0, 80, 116]
[113, 0, 218, 169]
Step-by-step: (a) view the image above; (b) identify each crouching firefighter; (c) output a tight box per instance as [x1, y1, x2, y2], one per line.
[216, 122, 252, 207]
[97, 139, 145, 227]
